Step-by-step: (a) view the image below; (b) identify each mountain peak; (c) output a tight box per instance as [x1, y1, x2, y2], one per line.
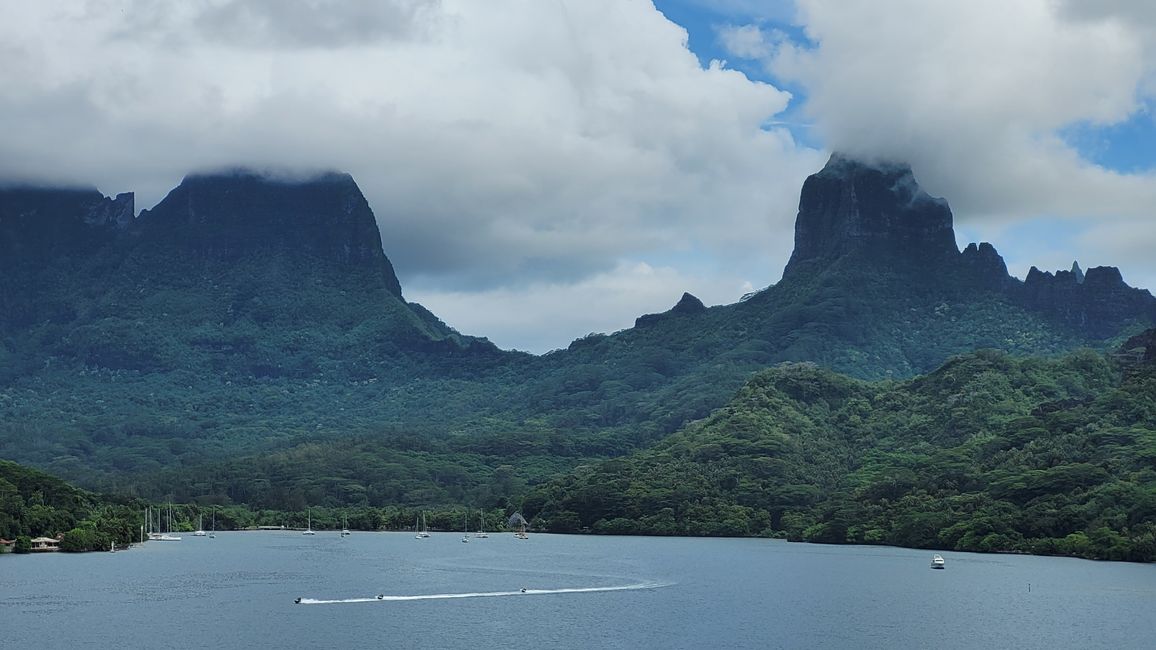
[0, 186, 134, 266]
[635, 292, 707, 328]
[138, 168, 402, 296]
[783, 154, 957, 278]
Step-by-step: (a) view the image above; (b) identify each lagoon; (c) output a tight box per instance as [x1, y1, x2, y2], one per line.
[3, 532, 1154, 648]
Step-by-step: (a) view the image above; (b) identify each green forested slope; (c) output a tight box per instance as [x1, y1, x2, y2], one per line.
[2, 164, 1154, 510]
[0, 459, 143, 551]
[523, 346, 1156, 561]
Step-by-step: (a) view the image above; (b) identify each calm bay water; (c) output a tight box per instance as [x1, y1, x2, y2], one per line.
[3, 532, 1154, 649]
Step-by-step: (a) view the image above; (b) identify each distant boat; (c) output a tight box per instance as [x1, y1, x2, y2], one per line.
[415, 513, 430, 539]
[209, 510, 216, 539]
[303, 509, 316, 535]
[341, 515, 350, 537]
[475, 510, 488, 539]
[147, 505, 182, 541]
[193, 514, 207, 537]
[509, 512, 528, 540]
[931, 554, 945, 569]
[462, 512, 470, 543]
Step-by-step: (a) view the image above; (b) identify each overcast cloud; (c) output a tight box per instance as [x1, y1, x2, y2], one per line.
[722, 0, 1156, 288]
[3, 1, 1155, 352]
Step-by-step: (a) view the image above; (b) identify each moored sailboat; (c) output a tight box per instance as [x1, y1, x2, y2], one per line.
[147, 505, 182, 541]
[475, 510, 488, 539]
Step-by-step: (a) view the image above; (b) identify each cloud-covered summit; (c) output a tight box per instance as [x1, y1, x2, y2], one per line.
[718, 0, 1156, 300]
[1, 0, 827, 352]
[4, 0, 1156, 352]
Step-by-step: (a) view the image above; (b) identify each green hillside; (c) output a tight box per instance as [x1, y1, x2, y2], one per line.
[0, 459, 143, 551]
[2, 159, 1154, 516]
[523, 343, 1156, 561]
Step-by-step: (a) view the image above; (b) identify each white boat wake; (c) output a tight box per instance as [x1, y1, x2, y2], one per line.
[296, 582, 669, 605]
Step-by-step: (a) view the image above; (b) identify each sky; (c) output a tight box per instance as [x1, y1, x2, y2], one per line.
[2, 0, 1155, 353]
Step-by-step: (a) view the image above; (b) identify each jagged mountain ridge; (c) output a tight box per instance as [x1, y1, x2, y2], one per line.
[553, 154, 1155, 383]
[781, 153, 1155, 334]
[1, 157, 1155, 500]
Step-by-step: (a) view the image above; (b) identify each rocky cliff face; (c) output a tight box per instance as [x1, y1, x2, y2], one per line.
[0, 170, 500, 376]
[1120, 328, 1156, 364]
[136, 170, 403, 296]
[774, 154, 1155, 338]
[0, 186, 133, 265]
[783, 154, 959, 278]
[1022, 265, 1156, 338]
[959, 242, 1016, 292]
[0, 187, 135, 326]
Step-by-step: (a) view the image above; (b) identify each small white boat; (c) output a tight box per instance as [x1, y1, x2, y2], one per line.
[193, 514, 207, 537]
[931, 554, 945, 569]
[341, 515, 350, 537]
[415, 513, 430, 539]
[303, 509, 316, 535]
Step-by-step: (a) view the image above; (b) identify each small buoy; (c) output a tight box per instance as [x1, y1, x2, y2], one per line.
[520, 587, 527, 593]
[294, 597, 302, 604]
[377, 594, 384, 600]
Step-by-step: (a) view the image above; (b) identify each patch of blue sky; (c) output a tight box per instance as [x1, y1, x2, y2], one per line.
[653, 0, 819, 148]
[1059, 105, 1156, 174]
[957, 217, 1093, 280]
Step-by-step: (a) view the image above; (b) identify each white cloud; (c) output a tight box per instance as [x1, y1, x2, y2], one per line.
[408, 260, 748, 353]
[6, 0, 1155, 353]
[0, 0, 822, 353]
[716, 24, 781, 60]
[716, 0, 1156, 292]
[768, 0, 1156, 215]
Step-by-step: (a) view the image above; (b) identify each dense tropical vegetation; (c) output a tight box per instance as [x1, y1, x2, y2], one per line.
[4, 164, 1156, 560]
[0, 460, 144, 552]
[523, 341, 1156, 562]
[1, 456, 518, 552]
